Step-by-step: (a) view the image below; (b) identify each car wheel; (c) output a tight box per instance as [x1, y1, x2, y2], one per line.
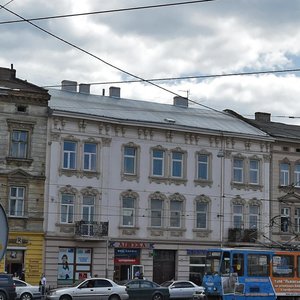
[20, 293, 32, 300]
[152, 293, 163, 300]
[60, 295, 72, 300]
[0, 291, 7, 300]
[108, 295, 120, 300]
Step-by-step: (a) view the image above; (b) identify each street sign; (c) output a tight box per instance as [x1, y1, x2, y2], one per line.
[0, 204, 8, 261]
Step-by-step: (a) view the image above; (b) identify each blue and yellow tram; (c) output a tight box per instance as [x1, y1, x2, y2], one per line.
[202, 248, 300, 300]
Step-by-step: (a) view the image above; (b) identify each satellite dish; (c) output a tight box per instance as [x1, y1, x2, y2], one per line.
[0, 204, 8, 261]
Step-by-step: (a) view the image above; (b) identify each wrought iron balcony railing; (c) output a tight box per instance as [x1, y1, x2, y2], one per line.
[228, 228, 258, 243]
[75, 221, 109, 239]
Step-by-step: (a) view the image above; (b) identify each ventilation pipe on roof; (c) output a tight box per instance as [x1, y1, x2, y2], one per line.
[79, 83, 90, 94]
[109, 86, 120, 98]
[173, 96, 188, 108]
[61, 80, 77, 92]
[255, 112, 271, 122]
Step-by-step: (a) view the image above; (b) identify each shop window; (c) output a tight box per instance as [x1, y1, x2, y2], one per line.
[58, 248, 92, 285]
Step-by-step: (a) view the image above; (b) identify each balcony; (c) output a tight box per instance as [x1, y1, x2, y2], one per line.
[228, 228, 258, 243]
[75, 221, 109, 240]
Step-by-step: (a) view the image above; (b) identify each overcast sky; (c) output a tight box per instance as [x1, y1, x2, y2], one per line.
[1, 0, 300, 124]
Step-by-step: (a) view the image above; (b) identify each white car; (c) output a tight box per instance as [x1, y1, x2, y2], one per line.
[46, 278, 129, 300]
[161, 280, 205, 299]
[13, 278, 41, 300]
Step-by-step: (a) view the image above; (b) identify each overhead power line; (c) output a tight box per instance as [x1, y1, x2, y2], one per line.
[42, 67, 300, 88]
[0, 4, 222, 113]
[0, 0, 217, 25]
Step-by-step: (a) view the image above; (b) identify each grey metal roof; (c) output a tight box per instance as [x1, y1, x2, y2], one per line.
[48, 88, 270, 138]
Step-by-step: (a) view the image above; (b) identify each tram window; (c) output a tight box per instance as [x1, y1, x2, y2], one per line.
[232, 253, 244, 276]
[272, 255, 294, 277]
[247, 254, 270, 277]
[297, 256, 300, 277]
[221, 252, 231, 274]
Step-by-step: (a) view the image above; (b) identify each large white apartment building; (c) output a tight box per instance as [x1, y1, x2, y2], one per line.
[44, 81, 273, 287]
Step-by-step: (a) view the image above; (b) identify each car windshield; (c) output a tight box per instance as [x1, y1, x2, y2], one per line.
[161, 281, 172, 287]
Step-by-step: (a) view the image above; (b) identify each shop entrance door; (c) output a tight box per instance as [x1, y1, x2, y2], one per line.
[153, 250, 176, 284]
[5, 250, 24, 277]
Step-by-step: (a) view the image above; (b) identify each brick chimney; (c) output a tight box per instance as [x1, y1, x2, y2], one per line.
[255, 112, 271, 122]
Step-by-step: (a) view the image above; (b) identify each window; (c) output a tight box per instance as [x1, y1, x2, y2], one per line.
[63, 141, 77, 169]
[170, 200, 182, 228]
[81, 196, 95, 236]
[171, 151, 183, 178]
[295, 208, 300, 233]
[249, 159, 259, 184]
[152, 149, 165, 177]
[233, 204, 243, 229]
[9, 187, 25, 216]
[247, 254, 269, 277]
[196, 202, 208, 229]
[295, 164, 300, 187]
[233, 158, 244, 183]
[61, 194, 74, 223]
[249, 205, 259, 229]
[83, 143, 97, 171]
[10, 130, 28, 158]
[280, 163, 289, 186]
[151, 199, 163, 227]
[124, 146, 136, 175]
[272, 255, 294, 277]
[122, 197, 135, 227]
[232, 253, 244, 276]
[281, 207, 290, 232]
[197, 154, 209, 180]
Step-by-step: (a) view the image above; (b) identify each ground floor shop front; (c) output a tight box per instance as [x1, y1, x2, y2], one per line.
[44, 237, 208, 288]
[0, 231, 44, 285]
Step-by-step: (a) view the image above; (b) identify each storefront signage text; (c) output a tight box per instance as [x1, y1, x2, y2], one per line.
[110, 241, 154, 249]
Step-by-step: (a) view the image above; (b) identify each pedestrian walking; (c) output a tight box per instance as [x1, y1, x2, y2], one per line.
[39, 273, 46, 299]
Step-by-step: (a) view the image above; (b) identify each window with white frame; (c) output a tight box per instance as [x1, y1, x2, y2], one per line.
[122, 196, 135, 227]
[151, 149, 165, 177]
[124, 146, 136, 175]
[9, 186, 25, 217]
[295, 208, 300, 233]
[61, 194, 74, 223]
[280, 163, 289, 186]
[10, 130, 28, 158]
[170, 200, 182, 228]
[63, 141, 77, 169]
[233, 158, 244, 183]
[233, 204, 243, 229]
[294, 164, 300, 187]
[150, 199, 163, 227]
[83, 143, 97, 171]
[196, 202, 208, 229]
[197, 154, 209, 180]
[249, 159, 259, 184]
[249, 204, 259, 229]
[171, 151, 183, 178]
[82, 196, 95, 236]
[281, 207, 290, 233]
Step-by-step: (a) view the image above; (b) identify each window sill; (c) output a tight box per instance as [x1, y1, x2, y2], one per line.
[6, 157, 33, 166]
[194, 179, 213, 187]
[8, 215, 28, 219]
